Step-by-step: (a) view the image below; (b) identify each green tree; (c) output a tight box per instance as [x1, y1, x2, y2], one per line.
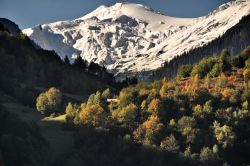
[240, 46, 250, 62]
[194, 100, 213, 119]
[93, 91, 102, 105]
[46, 87, 62, 111]
[36, 87, 62, 114]
[101, 88, 111, 99]
[204, 75, 211, 89]
[213, 121, 235, 148]
[191, 58, 215, 78]
[219, 49, 232, 72]
[215, 74, 227, 91]
[119, 89, 138, 107]
[178, 116, 199, 143]
[64, 56, 70, 65]
[112, 103, 138, 127]
[177, 65, 193, 78]
[210, 63, 222, 77]
[87, 93, 95, 104]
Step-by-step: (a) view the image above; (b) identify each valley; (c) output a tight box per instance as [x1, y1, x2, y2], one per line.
[0, 0, 250, 166]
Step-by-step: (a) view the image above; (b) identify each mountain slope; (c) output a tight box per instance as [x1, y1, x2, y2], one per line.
[23, 0, 250, 79]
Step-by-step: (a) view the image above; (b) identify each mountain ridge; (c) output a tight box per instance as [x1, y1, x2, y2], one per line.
[23, 0, 250, 80]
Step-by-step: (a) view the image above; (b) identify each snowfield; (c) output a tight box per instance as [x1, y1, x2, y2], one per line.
[23, 0, 250, 79]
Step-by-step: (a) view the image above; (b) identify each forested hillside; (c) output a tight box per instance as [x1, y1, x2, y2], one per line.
[0, 21, 121, 106]
[0, 19, 250, 166]
[57, 47, 250, 166]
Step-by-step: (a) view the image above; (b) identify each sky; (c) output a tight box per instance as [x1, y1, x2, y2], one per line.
[0, 0, 231, 29]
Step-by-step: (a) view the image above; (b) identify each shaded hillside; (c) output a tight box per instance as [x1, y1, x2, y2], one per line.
[0, 103, 51, 166]
[0, 20, 120, 106]
[0, 18, 21, 37]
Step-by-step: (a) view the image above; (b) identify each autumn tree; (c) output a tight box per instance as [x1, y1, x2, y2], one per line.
[147, 98, 162, 115]
[79, 103, 106, 127]
[243, 69, 250, 88]
[159, 83, 168, 98]
[65, 102, 75, 123]
[133, 115, 163, 145]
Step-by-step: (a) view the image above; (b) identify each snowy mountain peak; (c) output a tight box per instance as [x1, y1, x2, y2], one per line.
[23, 0, 250, 80]
[79, 3, 156, 21]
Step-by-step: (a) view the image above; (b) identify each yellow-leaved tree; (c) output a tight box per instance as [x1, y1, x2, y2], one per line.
[79, 103, 106, 127]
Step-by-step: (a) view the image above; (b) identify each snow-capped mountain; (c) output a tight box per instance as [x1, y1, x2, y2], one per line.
[23, 0, 250, 79]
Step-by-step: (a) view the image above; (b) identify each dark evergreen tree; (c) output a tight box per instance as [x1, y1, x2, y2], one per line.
[64, 56, 70, 65]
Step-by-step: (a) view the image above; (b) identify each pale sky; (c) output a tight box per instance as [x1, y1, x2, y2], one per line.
[0, 0, 231, 29]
